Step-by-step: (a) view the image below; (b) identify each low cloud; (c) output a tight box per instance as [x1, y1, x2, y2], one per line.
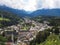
[0, 0, 60, 11]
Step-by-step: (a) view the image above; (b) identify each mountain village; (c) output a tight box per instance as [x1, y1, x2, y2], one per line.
[0, 18, 52, 45]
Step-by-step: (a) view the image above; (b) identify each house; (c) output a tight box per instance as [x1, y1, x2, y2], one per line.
[5, 42, 13, 45]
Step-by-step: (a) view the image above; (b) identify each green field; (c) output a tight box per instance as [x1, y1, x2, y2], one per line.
[0, 17, 11, 27]
[0, 17, 10, 21]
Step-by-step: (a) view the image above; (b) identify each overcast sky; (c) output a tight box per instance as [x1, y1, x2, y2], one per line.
[0, 0, 60, 11]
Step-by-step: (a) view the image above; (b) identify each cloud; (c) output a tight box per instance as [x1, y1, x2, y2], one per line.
[37, 0, 60, 9]
[0, 0, 37, 11]
[0, 0, 60, 11]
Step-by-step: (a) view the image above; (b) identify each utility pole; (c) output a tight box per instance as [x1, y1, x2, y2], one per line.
[11, 26, 14, 45]
[1, 14, 3, 18]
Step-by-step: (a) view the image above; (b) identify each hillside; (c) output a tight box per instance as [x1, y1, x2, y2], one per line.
[33, 15, 60, 26]
[37, 34, 60, 45]
[0, 10, 21, 28]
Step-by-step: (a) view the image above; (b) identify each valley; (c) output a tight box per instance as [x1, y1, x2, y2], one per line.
[0, 10, 60, 45]
[0, 0, 60, 45]
[0, 17, 52, 45]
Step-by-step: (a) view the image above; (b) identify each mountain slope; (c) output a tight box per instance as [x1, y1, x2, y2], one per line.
[0, 5, 60, 17]
[39, 34, 60, 45]
[0, 5, 29, 17]
[31, 9, 60, 17]
[0, 10, 21, 28]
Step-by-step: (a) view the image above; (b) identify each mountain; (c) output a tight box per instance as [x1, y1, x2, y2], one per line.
[31, 9, 60, 17]
[0, 5, 30, 17]
[0, 5, 60, 17]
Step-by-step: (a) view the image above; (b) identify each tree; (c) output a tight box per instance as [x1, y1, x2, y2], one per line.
[0, 35, 7, 45]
